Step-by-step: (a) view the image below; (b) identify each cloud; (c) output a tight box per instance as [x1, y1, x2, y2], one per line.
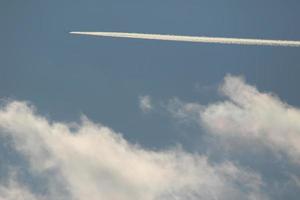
[139, 95, 153, 113]
[0, 101, 267, 200]
[201, 75, 300, 163]
[0, 182, 39, 200]
[166, 75, 300, 199]
[169, 75, 300, 163]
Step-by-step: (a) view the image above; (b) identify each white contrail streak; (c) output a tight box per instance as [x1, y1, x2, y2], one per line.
[70, 31, 300, 47]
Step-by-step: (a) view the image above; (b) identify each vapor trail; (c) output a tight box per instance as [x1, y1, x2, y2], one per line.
[70, 31, 300, 47]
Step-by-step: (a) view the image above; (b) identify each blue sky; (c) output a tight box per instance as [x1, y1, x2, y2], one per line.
[1, 1, 300, 199]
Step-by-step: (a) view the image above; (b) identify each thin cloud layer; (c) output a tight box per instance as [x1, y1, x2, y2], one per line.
[0, 101, 266, 200]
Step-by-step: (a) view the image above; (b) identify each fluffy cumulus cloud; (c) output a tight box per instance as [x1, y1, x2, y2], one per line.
[209, 75, 300, 162]
[0, 101, 267, 200]
[3, 75, 300, 199]
[168, 75, 300, 198]
[196, 75, 300, 163]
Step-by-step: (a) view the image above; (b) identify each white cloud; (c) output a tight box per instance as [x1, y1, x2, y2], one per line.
[168, 98, 203, 123]
[139, 95, 153, 113]
[169, 75, 300, 164]
[0, 183, 39, 200]
[0, 100, 267, 200]
[0, 171, 41, 200]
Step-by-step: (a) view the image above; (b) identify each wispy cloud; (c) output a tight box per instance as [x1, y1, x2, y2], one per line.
[0, 181, 39, 200]
[70, 32, 300, 47]
[0, 100, 266, 200]
[139, 95, 153, 113]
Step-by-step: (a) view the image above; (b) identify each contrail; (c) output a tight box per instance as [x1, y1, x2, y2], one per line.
[70, 31, 300, 47]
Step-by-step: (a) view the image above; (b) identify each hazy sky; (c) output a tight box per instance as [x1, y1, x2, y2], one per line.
[1, 1, 300, 199]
